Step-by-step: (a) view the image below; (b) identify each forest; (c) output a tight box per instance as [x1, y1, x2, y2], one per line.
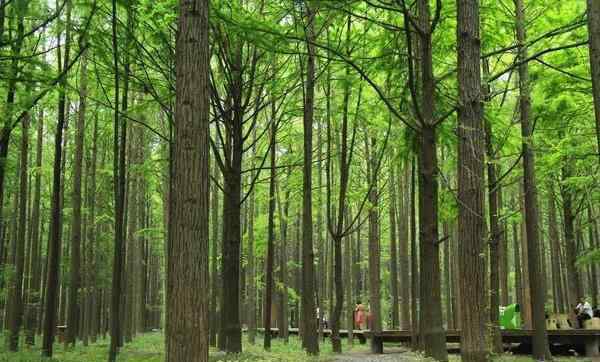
[1, 0, 600, 361]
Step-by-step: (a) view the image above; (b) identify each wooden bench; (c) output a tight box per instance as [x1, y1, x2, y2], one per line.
[57, 325, 68, 343]
[252, 327, 367, 344]
[369, 329, 600, 357]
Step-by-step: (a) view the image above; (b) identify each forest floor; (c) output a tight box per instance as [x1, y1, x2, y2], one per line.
[0, 332, 596, 362]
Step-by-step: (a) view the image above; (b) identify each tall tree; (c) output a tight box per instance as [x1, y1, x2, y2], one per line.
[42, 1, 72, 356]
[456, 0, 488, 360]
[301, 1, 319, 355]
[109, 0, 126, 356]
[263, 116, 276, 350]
[587, 0, 600, 159]
[515, 0, 550, 358]
[25, 110, 44, 346]
[165, 0, 210, 360]
[66, 47, 88, 347]
[389, 165, 400, 329]
[6, 112, 29, 351]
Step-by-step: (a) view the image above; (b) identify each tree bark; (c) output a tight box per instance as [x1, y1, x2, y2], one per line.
[7, 112, 29, 351]
[410, 157, 419, 347]
[561, 164, 582, 303]
[301, 2, 319, 355]
[547, 185, 565, 313]
[210, 143, 220, 347]
[587, 0, 600, 160]
[165, 0, 210, 359]
[515, 0, 550, 357]
[389, 166, 400, 329]
[277, 174, 290, 343]
[246, 137, 256, 345]
[263, 118, 276, 350]
[457, 1, 488, 358]
[399, 166, 411, 330]
[66, 47, 88, 347]
[42, 1, 71, 355]
[25, 110, 44, 345]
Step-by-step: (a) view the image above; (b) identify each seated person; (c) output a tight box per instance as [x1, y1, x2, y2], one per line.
[576, 300, 594, 327]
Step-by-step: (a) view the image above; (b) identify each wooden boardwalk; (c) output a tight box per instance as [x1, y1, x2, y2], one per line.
[369, 329, 600, 357]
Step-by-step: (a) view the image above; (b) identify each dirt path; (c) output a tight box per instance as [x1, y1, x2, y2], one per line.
[333, 348, 422, 362]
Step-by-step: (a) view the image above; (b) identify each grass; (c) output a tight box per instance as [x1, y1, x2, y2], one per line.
[1, 333, 596, 361]
[0, 332, 371, 362]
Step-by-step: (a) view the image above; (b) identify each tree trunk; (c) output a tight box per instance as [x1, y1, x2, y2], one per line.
[442, 222, 452, 331]
[515, 0, 550, 357]
[399, 166, 411, 330]
[498, 185, 509, 306]
[414, 0, 446, 358]
[457, 1, 488, 357]
[485, 117, 502, 354]
[547, 185, 565, 313]
[165, 0, 210, 359]
[389, 166, 400, 329]
[263, 119, 276, 351]
[66, 47, 87, 347]
[25, 110, 44, 345]
[277, 176, 290, 343]
[513, 220, 523, 309]
[587, 206, 598, 307]
[587, 0, 600, 159]
[210, 144, 220, 347]
[301, 2, 319, 355]
[85, 115, 99, 343]
[42, 2, 71, 355]
[344, 209, 353, 345]
[366, 136, 382, 353]
[561, 164, 582, 303]
[108, 0, 126, 356]
[7, 112, 29, 351]
[246, 129, 257, 345]
[410, 157, 419, 347]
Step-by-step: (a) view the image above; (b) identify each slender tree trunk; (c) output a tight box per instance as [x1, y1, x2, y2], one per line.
[587, 206, 598, 307]
[263, 120, 276, 350]
[513, 220, 523, 309]
[485, 116, 502, 354]
[301, 2, 319, 355]
[410, 157, 419, 347]
[515, 0, 550, 357]
[277, 177, 290, 343]
[547, 186, 564, 313]
[399, 166, 411, 330]
[7, 113, 29, 351]
[165, 0, 210, 359]
[210, 145, 220, 347]
[344, 209, 353, 345]
[498, 185, 509, 306]
[366, 136, 382, 353]
[85, 115, 99, 343]
[66, 48, 87, 347]
[108, 0, 126, 356]
[25, 110, 43, 345]
[561, 164, 582, 303]
[389, 166, 400, 329]
[443, 222, 452, 330]
[42, 2, 71, 355]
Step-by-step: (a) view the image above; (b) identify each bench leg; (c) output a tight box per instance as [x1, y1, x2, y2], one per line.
[358, 334, 366, 344]
[585, 337, 599, 357]
[371, 337, 383, 354]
